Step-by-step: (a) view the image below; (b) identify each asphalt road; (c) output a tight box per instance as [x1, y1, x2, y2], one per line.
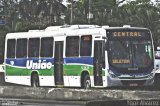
[1, 98, 159, 106]
[0, 98, 87, 106]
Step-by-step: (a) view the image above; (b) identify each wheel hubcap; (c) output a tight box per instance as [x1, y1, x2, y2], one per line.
[85, 80, 90, 89]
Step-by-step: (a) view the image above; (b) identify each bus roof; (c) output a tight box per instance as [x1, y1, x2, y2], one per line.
[6, 27, 106, 39]
[102, 25, 150, 30]
[104, 27, 149, 30]
[45, 25, 100, 31]
[5, 31, 66, 39]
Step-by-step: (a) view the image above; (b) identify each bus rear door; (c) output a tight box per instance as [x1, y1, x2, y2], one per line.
[94, 41, 103, 86]
[54, 41, 64, 86]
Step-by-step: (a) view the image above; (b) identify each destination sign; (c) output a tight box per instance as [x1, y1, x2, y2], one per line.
[107, 30, 151, 40]
[112, 59, 130, 64]
[113, 32, 141, 37]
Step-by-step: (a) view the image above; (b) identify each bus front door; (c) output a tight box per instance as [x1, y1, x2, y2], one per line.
[94, 41, 103, 86]
[54, 41, 64, 86]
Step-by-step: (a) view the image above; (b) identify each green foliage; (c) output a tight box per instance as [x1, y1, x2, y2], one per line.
[0, 26, 10, 63]
[114, 0, 160, 47]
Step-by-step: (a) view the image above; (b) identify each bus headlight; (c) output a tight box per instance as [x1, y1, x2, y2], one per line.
[156, 65, 159, 70]
[144, 72, 154, 79]
[149, 72, 154, 78]
[108, 70, 117, 78]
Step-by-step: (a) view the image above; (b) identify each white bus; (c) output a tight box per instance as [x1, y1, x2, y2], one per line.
[4, 25, 155, 88]
[154, 47, 160, 88]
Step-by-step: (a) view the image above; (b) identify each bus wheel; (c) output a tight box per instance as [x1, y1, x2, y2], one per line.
[82, 75, 91, 89]
[31, 74, 39, 87]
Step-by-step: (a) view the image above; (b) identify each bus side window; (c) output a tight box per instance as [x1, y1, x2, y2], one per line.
[28, 38, 40, 57]
[40, 37, 54, 57]
[16, 38, 27, 58]
[66, 36, 79, 57]
[7, 39, 16, 58]
[80, 35, 92, 56]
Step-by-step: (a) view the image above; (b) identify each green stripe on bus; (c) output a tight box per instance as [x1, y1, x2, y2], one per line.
[5, 64, 105, 76]
[64, 64, 94, 76]
[5, 65, 54, 76]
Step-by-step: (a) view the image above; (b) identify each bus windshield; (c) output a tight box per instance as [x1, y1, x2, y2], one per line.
[107, 29, 153, 72]
[109, 41, 153, 68]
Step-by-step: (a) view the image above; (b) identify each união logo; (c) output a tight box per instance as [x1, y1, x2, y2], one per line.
[26, 60, 52, 69]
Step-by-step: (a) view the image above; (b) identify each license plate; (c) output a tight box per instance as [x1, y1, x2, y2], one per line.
[129, 83, 138, 86]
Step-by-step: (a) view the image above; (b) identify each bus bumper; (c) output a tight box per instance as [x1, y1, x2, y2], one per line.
[106, 75, 154, 87]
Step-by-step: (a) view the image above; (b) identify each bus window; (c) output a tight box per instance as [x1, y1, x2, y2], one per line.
[66, 36, 79, 57]
[7, 39, 16, 58]
[133, 41, 152, 67]
[80, 35, 92, 56]
[40, 37, 54, 57]
[28, 38, 40, 57]
[16, 39, 27, 58]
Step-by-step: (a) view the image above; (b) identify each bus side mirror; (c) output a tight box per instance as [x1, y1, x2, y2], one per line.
[102, 36, 108, 50]
[105, 41, 109, 51]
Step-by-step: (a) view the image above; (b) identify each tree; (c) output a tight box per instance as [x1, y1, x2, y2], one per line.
[91, 0, 116, 25]
[116, 0, 160, 47]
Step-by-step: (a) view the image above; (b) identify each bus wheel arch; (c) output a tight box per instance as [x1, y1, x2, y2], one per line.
[81, 71, 91, 89]
[31, 71, 39, 87]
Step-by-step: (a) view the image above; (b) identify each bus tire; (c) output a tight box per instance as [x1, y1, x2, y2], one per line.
[31, 73, 39, 87]
[82, 74, 91, 89]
